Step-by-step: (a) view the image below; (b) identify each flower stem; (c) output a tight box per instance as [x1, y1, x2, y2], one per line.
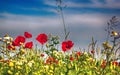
[56, 0, 69, 40]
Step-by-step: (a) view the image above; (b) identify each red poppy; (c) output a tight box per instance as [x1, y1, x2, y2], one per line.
[76, 52, 81, 56]
[24, 32, 32, 38]
[45, 57, 58, 64]
[112, 61, 118, 66]
[70, 57, 74, 61]
[101, 60, 106, 68]
[12, 36, 25, 46]
[8, 45, 15, 50]
[36, 33, 48, 45]
[62, 40, 74, 52]
[55, 60, 58, 64]
[101, 64, 106, 68]
[25, 42, 33, 49]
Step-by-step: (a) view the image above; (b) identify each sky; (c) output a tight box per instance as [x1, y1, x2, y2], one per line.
[0, 0, 120, 50]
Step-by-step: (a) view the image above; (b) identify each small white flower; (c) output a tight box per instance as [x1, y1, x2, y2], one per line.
[28, 62, 33, 67]
[4, 36, 10, 40]
[16, 61, 23, 65]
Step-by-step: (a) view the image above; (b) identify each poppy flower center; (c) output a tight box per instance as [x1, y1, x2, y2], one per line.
[66, 44, 70, 48]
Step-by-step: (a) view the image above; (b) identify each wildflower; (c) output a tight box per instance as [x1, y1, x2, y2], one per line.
[70, 57, 74, 61]
[12, 36, 25, 46]
[76, 52, 81, 56]
[25, 41, 33, 49]
[53, 51, 59, 57]
[24, 32, 32, 38]
[55, 60, 58, 64]
[10, 37, 13, 41]
[102, 41, 112, 49]
[87, 58, 94, 62]
[20, 49, 25, 54]
[16, 66, 22, 69]
[8, 45, 15, 51]
[102, 41, 108, 47]
[84, 52, 87, 55]
[112, 61, 118, 66]
[107, 45, 112, 49]
[111, 31, 118, 36]
[62, 40, 74, 52]
[45, 57, 58, 64]
[28, 61, 34, 67]
[36, 33, 48, 45]
[16, 61, 23, 65]
[8, 70, 13, 75]
[46, 43, 49, 48]
[44, 65, 49, 71]
[101, 60, 106, 68]
[15, 72, 19, 75]
[58, 60, 64, 66]
[4, 34, 10, 40]
[9, 62, 14, 67]
[46, 57, 54, 64]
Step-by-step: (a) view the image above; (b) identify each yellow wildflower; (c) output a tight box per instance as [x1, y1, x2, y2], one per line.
[10, 37, 13, 41]
[9, 62, 14, 67]
[7, 70, 13, 75]
[16, 66, 21, 69]
[15, 72, 19, 75]
[28, 62, 32, 67]
[102, 41, 112, 49]
[46, 43, 49, 48]
[111, 31, 118, 36]
[107, 45, 112, 49]
[16, 61, 23, 65]
[20, 49, 25, 54]
[44, 65, 49, 70]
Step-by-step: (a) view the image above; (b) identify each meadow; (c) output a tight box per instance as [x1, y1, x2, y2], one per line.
[0, 26, 120, 75]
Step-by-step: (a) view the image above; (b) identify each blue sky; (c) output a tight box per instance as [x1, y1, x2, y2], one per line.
[0, 0, 120, 49]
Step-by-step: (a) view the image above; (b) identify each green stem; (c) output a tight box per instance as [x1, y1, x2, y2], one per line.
[111, 37, 116, 53]
[57, 0, 68, 40]
[106, 24, 110, 42]
[41, 45, 43, 52]
[60, 7, 67, 40]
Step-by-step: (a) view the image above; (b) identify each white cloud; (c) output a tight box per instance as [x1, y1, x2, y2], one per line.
[0, 13, 61, 30]
[44, 0, 56, 7]
[0, 12, 118, 31]
[20, 7, 58, 14]
[44, 0, 120, 9]
[65, 14, 109, 27]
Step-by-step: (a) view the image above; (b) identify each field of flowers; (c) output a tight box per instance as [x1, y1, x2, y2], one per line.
[0, 0, 120, 74]
[0, 29, 120, 75]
